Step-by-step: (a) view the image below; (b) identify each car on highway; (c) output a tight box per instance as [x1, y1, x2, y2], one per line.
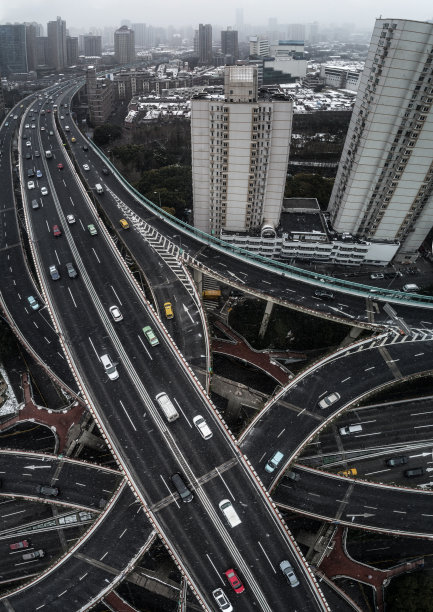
[87, 223, 97, 236]
[40, 126, 45, 131]
[102, 167, 110, 175]
[404, 467, 424, 478]
[212, 588, 233, 611]
[314, 289, 334, 300]
[71, 137, 76, 142]
[4, 122, 8, 126]
[224, 569, 245, 594]
[66, 262, 77, 278]
[26, 141, 31, 147]
[385, 456, 408, 467]
[119, 218, 129, 229]
[143, 325, 159, 346]
[170, 472, 193, 503]
[83, 163, 90, 171]
[49, 265, 60, 280]
[52, 225, 61, 237]
[27, 296, 40, 311]
[25, 152, 31, 159]
[25, 123, 29, 128]
[318, 391, 341, 409]
[36, 170, 42, 178]
[338, 468, 358, 477]
[109, 305, 123, 322]
[192, 415, 213, 439]
[34, 150, 40, 157]
[265, 450, 284, 473]
[27, 180, 35, 190]
[82, 145, 88, 151]
[66, 214, 75, 224]
[22, 549, 45, 561]
[370, 273, 384, 280]
[36, 484, 59, 496]
[100, 353, 119, 381]
[57, 163, 63, 169]
[279, 560, 300, 587]
[9, 540, 29, 551]
[31, 124, 36, 129]
[163, 301, 174, 319]
[31, 199, 40, 210]
[41, 186, 48, 196]
[287, 470, 300, 482]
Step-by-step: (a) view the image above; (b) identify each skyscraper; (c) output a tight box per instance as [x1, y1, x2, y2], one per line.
[191, 65, 292, 235]
[328, 18, 433, 263]
[198, 24, 212, 65]
[83, 35, 102, 57]
[0, 24, 28, 74]
[114, 26, 135, 64]
[47, 16, 67, 70]
[221, 27, 239, 64]
[66, 36, 78, 66]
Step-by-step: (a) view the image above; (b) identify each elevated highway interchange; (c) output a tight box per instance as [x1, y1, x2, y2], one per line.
[1, 80, 433, 611]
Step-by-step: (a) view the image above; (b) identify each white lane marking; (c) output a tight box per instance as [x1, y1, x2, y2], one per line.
[67, 287, 77, 308]
[119, 400, 137, 431]
[173, 398, 191, 427]
[414, 424, 433, 429]
[138, 335, 152, 359]
[159, 475, 179, 508]
[365, 366, 375, 371]
[215, 467, 235, 501]
[119, 529, 127, 538]
[341, 377, 351, 383]
[100, 552, 108, 561]
[2, 510, 26, 518]
[297, 408, 306, 417]
[411, 410, 433, 416]
[364, 469, 390, 476]
[110, 285, 123, 306]
[414, 353, 425, 357]
[92, 248, 101, 263]
[277, 428, 286, 438]
[206, 553, 225, 584]
[258, 541, 276, 573]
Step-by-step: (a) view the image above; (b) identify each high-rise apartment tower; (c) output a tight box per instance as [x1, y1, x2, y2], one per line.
[114, 26, 135, 64]
[47, 16, 67, 70]
[191, 65, 292, 235]
[198, 24, 212, 64]
[328, 18, 433, 262]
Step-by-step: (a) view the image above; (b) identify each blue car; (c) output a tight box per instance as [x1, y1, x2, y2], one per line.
[27, 296, 40, 311]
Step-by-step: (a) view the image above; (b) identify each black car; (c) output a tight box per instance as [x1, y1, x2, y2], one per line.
[314, 289, 334, 300]
[82, 145, 88, 151]
[25, 153, 31, 159]
[101, 167, 110, 175]
[385, 456, 408, 467]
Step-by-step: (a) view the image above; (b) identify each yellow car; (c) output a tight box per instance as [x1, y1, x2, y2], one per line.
[71, 137, 76, 143]
[337, 468, 357, 477]
[164, 302, 174, 319]
[119, 219, 129, 229]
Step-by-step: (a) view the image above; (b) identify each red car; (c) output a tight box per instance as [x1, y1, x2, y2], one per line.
[224, 569, 245, 594]
[10, 540, 29, 551]
[53, 225, 62, 237]
[57, 163, 63, 170]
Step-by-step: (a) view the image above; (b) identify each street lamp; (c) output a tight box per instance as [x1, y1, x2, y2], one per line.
[153, 191, 161, 207]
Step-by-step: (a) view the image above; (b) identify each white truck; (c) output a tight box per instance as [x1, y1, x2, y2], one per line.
[219, 499, 241, 527]
[45, 150, 52, 158]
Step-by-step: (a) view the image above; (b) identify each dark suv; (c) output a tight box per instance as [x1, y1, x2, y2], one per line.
[385, 456, 408, 467]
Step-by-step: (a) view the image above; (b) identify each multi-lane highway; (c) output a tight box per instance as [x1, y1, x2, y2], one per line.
[1, 78, 433, 611]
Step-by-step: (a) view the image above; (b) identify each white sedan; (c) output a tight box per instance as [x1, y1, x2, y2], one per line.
[83, 164, 90, 171]
[41, 187, 48, 196]
[109, 305, 123, 322]
[27, 181, 35, 190]
[66, 214, 76, 224]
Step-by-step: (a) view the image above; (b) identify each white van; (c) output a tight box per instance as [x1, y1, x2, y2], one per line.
[402, 284, 419, 292]
[100, 354, 119, 381]
[95, 183, 103, 194]
[339, 424, 362, 436]
[155, 392, 179, 422]
[219, 499, 241, 528]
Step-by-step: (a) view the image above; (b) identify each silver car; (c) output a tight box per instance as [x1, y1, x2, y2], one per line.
[279, 560, 300, 587]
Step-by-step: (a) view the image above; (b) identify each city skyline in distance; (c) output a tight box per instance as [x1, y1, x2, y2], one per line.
[1, 0, 432, 31]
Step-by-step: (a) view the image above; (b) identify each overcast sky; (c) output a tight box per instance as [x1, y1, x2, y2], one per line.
[1, 0, 432, 31]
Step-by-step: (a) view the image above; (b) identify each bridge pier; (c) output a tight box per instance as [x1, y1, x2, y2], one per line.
[193, 269, 203, 295]
[258, 300, 274, 340]
[339, 325, 364, 348]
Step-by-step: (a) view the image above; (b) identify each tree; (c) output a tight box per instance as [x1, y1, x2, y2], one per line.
[93, 124, 122, 146]
[386, 572, 433, 612]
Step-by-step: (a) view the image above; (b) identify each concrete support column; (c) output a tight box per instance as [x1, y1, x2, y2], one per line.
[258, 299, 274, 340]
[338, 325, 363, 348]
[193, 269, 203, 295]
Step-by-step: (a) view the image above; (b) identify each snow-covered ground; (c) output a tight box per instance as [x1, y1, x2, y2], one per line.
[0, 364, 19, 417]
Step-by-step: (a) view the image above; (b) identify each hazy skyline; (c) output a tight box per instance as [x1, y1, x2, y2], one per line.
[1, 0, 432, 31]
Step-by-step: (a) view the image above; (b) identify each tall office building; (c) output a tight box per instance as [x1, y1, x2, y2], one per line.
[191, 65, 292, 235]
[47, 16, 67, 70]
[132, 23, 147, 48]
[198, 24, 212, 65]
[328, 18, 433, 263]
[25, 24, 38, 71]
[221, 27, 239, 64]
[0, 24, 28, 74]
[249, 36, 270, 57]
[66, 36, 78, 66]
[114, 25, 135, 64]
[83, 35, 102, 57]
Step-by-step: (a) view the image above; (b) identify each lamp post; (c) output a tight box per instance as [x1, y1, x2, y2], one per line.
[153, 191, 161, 207]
